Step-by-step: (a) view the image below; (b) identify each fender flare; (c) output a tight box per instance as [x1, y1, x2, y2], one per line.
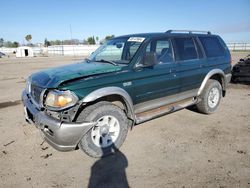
[197, 69, 226, 96]
[81, 86, 135, 120]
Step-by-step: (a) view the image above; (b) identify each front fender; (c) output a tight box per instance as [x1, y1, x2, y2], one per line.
[81, 86, 135, 120]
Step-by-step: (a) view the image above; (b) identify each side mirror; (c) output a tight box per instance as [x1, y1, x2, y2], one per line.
[142, 52, 158, 67]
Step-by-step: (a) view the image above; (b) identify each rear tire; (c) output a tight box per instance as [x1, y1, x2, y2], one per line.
[77, 101, 128, 158]
[196, 79, 222, 114]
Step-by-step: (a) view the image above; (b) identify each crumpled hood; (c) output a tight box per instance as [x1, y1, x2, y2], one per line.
[30, 62, 122, 88]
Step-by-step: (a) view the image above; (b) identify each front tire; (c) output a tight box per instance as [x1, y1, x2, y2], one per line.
[77, 101, 128, 158]
[196, 79, 222, 114]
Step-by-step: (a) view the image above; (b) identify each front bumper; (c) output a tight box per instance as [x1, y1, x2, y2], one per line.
[22, 90, 96, 151]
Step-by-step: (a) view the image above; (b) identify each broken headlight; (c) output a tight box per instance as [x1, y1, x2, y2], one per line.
[44, 90, 78, 110]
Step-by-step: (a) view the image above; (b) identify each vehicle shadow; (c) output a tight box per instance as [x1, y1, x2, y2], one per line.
[88, 145, 129, 188]
[186, 105, 200, 113]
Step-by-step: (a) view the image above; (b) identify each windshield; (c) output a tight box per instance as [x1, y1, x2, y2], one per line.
[89, 37, 145, 64]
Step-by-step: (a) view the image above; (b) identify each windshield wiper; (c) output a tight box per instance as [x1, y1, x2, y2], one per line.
[95, 59, 118, 66]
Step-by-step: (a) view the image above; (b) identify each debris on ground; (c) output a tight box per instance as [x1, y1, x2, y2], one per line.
[41, 146, 48, 151]
[232, 54, 250, 84]
[41, 153, 52, 159]
[2, 150, 7, 155]
[237, 150, 247, 154]
[3, 140, 15, 147]
[40, 140, 45, 146]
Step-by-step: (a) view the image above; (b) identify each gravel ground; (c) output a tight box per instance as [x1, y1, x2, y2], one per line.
[0, 53, 249, 188]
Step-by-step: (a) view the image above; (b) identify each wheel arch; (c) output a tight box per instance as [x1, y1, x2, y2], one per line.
[80, 87, 135, 123]
[198, 69, 226, 97]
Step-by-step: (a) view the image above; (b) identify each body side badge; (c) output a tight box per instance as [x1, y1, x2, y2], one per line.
[123, 81, 132, 87]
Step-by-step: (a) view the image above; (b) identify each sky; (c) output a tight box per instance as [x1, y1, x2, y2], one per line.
[1, 0, 250, 44]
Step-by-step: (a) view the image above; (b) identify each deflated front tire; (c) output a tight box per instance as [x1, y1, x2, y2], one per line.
[77, 101, 129, 158]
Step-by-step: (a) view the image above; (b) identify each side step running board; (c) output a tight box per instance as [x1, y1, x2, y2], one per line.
[135, 97, 198, 124]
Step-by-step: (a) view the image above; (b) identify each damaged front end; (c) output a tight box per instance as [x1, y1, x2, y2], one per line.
[22, 86, 96, 152]
[21, 61, 123, 151]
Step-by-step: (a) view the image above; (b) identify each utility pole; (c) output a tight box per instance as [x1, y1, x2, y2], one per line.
[70, 24, 76, 57]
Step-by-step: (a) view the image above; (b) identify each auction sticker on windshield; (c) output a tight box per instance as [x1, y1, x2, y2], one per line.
[127, 37, 145, 43]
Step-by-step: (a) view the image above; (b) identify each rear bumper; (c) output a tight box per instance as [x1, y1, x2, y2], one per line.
[22, 90, 96, 151]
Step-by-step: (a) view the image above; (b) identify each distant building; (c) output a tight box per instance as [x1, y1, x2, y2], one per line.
[16, 46, 34, 57]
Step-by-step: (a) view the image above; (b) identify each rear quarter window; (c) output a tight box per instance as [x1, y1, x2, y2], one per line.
[199, 36, 225, 58]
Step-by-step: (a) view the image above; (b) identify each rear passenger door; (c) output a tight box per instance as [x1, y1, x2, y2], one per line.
[172, 36, 205, 94]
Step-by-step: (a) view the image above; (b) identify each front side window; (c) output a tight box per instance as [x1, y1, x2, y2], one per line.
[173, 37, 198, 61]
[145, 38, 173, 63]
[199, 37, 225, 58]
[89, 37, 144, 64]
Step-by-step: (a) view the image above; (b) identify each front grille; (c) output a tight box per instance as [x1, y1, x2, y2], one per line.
[30, 84, 44, 104]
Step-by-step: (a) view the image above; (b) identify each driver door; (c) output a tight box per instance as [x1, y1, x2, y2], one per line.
[132, 37, 181, 106]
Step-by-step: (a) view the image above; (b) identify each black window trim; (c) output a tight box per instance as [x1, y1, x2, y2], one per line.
[193, 36, 206, 59]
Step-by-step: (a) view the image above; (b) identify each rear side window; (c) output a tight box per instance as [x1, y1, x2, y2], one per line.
[199, 37, 225, 58]
[173, 37, 198, 61]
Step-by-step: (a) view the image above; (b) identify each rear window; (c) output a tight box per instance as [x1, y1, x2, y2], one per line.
[199, 37, 225, 58]
[173, 37, 198, 61]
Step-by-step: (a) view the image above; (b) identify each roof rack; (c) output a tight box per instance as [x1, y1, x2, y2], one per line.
[166, 30, 211, 35]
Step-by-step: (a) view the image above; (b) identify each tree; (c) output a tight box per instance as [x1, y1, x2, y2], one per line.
[95, 36, 99, 44]
[12, 41, 19, 48]
[49, 40, 62, 45]
[4, 41, 12, 47]
[87, 36, 96, 45]
[4, 41, 19, 48]
[25, 34, 32, 43]
[63, 39, 80, 45]
[105, 35, 115, 41]
[0, 38, 4, 47]
[44, 38, 51, 47]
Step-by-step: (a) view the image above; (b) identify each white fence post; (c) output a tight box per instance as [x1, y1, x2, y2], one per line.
[226, 42, 250, 51]
[0, 43, 249, 56]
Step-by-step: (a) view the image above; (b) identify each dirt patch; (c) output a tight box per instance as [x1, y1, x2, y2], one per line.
[0, 77, 18, 81]
[0, 100, 21, 109]
[228, 83, 250, 91]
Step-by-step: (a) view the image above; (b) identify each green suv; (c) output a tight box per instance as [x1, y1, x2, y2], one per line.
[22, 30, 232, 157]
